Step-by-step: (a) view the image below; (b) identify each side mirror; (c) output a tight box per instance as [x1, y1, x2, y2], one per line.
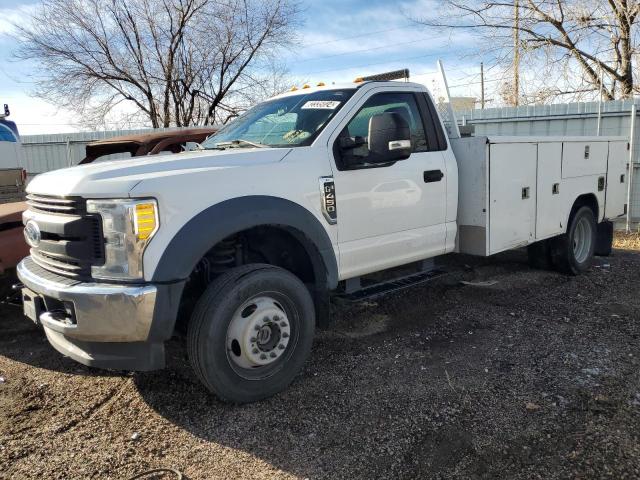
[367, 112, 411, 163]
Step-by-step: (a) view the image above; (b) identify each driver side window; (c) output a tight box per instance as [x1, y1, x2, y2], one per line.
[345, 92, 428, 152]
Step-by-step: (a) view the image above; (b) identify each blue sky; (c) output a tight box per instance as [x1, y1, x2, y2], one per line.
[0, 0, 485, 134]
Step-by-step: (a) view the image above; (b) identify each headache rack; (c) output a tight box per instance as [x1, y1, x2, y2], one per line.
[354, 68, 410, 83]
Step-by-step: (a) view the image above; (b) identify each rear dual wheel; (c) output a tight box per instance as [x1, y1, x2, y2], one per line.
[552, 206, 596, 275]
[187, 264, 315, 404]
[528, 206, 596, 275]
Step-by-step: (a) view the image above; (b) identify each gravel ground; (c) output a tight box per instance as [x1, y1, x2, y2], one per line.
[1, 245, 640, 480]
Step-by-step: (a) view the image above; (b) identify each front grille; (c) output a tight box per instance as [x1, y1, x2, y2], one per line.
[31, 249, 85, 278]
[21, 256, 82, 287]
[26, 194, 85, 215]
[25, 194, 103, 279]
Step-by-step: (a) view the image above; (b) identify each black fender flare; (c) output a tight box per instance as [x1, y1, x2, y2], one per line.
[151, 196, 338, 290]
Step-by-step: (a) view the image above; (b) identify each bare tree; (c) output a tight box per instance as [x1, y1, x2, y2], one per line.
[14, 0, 300, 128]
[411, 1, 640, 104]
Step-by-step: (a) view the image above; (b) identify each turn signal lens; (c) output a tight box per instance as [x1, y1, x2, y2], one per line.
[134, 202, 157, 240]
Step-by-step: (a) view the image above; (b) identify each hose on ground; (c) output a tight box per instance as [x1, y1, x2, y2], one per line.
[127, 468, 183, 480]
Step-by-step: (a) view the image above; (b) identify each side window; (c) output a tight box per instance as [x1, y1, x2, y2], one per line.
[344, 92, 428, 152]
[417, 93, 448, 151]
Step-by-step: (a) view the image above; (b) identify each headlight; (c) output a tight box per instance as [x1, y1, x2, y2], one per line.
[86, 198, 159, 281]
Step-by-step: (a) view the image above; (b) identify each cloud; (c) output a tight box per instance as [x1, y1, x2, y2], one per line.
[285, 0, 481, 86]
[2, 92, 79, 135]
[0, 3, 38, 35]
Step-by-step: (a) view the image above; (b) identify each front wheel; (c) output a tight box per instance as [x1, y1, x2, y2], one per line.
[187, 264, 315, 403]
[551, 206, 597, 275]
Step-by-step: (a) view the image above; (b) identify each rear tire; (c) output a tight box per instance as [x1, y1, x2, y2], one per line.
[551, 206, 596, 275]
[187, 264, 315, 403]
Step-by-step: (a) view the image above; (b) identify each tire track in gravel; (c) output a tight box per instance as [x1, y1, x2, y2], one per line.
[50, 378, 131, 435]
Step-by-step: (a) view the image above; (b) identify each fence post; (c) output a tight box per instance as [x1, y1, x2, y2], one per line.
[66, 137, 72, 167]
[627, 104, 636, 233]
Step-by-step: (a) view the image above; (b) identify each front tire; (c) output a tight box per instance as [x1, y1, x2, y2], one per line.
[187, 264, 315, 403]
[551, 206, 597, 275]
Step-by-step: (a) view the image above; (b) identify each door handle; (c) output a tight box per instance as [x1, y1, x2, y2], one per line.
[423, 170, 444, 183]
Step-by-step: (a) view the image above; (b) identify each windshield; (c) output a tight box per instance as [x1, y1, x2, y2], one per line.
[202, 89, 355, 149]
[0, 119, 19, 143]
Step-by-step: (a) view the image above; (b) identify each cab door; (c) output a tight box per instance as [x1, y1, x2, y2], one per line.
[328, 89, 447, 279]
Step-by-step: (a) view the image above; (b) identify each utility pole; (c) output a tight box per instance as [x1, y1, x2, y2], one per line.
[513, 0, 520, 107]
[480, 62, 485, 109]
[627, 104, 637, 232]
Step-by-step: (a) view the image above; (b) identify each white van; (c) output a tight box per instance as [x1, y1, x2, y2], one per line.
[0, 104, 26, 203]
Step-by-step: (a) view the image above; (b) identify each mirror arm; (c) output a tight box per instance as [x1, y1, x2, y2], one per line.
[339, 135, 366, 150]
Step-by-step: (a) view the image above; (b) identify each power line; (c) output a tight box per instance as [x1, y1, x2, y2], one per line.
[305, 50, 475, 76]
[294, 36, 449, 64]
[449, 77, 503, 88]
[412, 65, 479, 77]
[301, 25, 413, 47]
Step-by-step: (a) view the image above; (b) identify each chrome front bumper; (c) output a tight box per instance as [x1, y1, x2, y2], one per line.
[18, 257, 157, 342]
[16, 257, 182, 371]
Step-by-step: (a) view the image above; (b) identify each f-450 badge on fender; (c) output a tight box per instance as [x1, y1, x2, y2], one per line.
[319, 177, 337, 224]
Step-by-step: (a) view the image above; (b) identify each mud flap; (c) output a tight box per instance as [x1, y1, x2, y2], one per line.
[595, 221, 613, 257]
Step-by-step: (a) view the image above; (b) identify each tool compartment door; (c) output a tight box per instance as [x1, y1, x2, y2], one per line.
[562, 141, 608, 179]
[605, 140, 628, 219]
[489, 143, 537, 254]
[536, 142, 564, 239]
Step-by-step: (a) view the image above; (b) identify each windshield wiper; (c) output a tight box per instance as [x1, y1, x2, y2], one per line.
[212, 139, 269, 149]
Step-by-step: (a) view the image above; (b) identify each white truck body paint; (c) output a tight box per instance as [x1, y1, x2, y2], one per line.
[452, 135, 626, 256]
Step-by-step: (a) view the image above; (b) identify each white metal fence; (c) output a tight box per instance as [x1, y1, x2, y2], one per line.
[459, 99, 640, 227]
[20, 127, 195, 174]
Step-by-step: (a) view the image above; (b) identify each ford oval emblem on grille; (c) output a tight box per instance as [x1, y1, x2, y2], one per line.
[24, 220, 41, 248]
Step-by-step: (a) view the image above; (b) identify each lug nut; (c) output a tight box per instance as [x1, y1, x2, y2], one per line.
[260, 353, 267, 360]
[282, 332, 289, 338]
[278, 344, 285, 350]
[270, 352, 277, 358]
[263, 317, 270, 323]
[273, 315, 280, 321]
[250, 337, 257, 343]
[252, 348, 259, 354]
[280, 322, 287, 328]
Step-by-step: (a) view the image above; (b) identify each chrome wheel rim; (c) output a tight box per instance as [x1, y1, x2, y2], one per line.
[573, 216, 593, 264]
[226, 296, 292, 371]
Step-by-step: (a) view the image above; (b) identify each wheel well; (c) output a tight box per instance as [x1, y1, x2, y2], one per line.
[570, 193, 599, 223]
[175, 225, 327, 332]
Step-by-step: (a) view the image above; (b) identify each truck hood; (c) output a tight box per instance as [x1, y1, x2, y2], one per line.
[27, 147, 292, 197]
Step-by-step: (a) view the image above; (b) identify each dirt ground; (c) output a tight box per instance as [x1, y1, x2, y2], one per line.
[1, 242, 640, 479]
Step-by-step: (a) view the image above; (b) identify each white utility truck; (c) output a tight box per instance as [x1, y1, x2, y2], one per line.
[17, 71, 627, 403]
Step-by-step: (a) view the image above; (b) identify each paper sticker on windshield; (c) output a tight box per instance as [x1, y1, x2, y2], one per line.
[301, 100, 341, 110]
